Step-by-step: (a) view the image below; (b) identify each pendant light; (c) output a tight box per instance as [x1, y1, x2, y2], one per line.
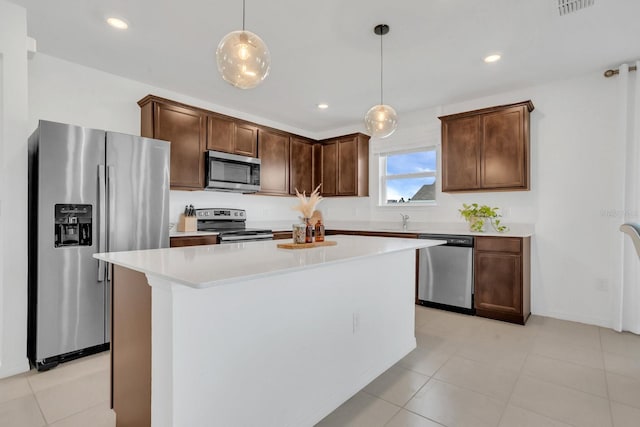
[364, 24, 398, 138]
[216, 0, 270, 89]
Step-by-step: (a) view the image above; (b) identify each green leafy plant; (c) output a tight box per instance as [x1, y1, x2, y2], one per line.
[458, 203, 509, 233]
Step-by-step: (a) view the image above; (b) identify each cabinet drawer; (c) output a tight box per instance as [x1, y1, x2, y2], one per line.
[170, 236, 219, 247]
[475, 236, 521, 253]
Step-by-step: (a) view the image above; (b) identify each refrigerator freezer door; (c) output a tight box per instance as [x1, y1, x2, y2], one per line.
[35, 120, 107, 361]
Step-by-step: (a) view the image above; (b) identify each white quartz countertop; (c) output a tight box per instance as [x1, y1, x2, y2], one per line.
[94, 235, 442, 289]
[246, 220, 534, 238]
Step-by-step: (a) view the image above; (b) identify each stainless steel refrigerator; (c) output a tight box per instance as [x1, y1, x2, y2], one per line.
[28, 120, 170, 371]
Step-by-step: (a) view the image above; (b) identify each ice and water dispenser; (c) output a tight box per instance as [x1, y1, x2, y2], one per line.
[54, 204, 92, 247]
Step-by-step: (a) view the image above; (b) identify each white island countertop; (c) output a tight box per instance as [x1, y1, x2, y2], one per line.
[94, 235, 442, 289]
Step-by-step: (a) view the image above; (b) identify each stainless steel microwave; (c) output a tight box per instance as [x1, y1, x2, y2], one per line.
[205, 150, 261, 193]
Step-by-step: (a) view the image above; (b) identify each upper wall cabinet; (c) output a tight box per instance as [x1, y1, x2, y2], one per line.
[258, 128, 290, 196]
[207, 114, 258, 158]
[439, 100, 534, 192]
[289, 137, 315, 195]
[139, 95, 206, 190]
[138, 95, 370, 196]
[320, 133, 369, 197]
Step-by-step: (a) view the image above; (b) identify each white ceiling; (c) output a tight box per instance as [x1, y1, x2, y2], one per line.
[10, 0, 640, 135]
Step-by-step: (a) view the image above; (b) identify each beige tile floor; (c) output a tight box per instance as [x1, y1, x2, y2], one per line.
[1, 306, 639, 426]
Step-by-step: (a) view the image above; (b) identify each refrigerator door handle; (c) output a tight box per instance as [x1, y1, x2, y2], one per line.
[97, 165, 107, 282]
[107, 165, 116, 282]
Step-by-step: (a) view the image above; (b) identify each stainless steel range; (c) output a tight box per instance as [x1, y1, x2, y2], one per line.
[196, 208, 273, 243]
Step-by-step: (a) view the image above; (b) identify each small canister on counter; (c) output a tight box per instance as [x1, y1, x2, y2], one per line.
[292, 223, 306, 244]
[305, 219, 314, 243]
[314, 220, 325, 242]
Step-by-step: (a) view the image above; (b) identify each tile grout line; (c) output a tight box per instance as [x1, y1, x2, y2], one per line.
[25, 370, 49, 426]
[508, 351, 583, 427]
[495, 347, 533, 427]
[600, 327, 616, 427]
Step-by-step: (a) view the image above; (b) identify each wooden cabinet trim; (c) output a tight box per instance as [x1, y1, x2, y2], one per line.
[438, 100, 534, 121]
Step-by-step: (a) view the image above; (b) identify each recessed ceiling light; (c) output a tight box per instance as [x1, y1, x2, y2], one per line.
[106, 17, 129, 30]
[484, 54, 501, 63]
[317, 103, 329, 110]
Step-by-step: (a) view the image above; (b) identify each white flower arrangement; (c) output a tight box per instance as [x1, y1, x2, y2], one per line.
[292, 184, 323, 219]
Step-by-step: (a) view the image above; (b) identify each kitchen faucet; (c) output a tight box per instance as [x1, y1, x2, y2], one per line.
[400, 213, 410, 230]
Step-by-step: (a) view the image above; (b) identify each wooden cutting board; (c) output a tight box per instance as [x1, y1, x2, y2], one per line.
[277, 240, 337, 249]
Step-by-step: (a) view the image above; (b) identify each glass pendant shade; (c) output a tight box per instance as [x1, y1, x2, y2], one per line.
[364, 104, 398, 138]
[216, 30, 270, 89]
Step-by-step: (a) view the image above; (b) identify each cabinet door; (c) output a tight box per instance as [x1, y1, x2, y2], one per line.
[258, 129, 290, 195]
[321, 141, 337, 196]
[234, 123, 258, 157]
[290, 137, 314, 195]
[207, 115, 235, 153]
[474, 251, 522, 316]
[169, 236, 218, 247]
[441, 115, 481, 191]
[481, 107, 527, 189]
[337, 137, 357, 196]
[154, 103, 206, 190]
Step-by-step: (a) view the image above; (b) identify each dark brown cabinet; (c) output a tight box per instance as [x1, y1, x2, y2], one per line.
[320, 134, 369, 197]
[138, 95, 370, 197]
[440, 100, 533, 193]
[272, 231, 293, 240]
[474, 236, 531, 325]
[321, 141, 337, 196]
[169, 235, 219, 247]
[289, 137, 315, 195]
[258, 129, 290, 195]
[207, 114, 257, 157]
[139, 96, 206, 190]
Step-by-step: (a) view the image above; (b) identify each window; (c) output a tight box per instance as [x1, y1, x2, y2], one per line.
[379, 148, 437, 205]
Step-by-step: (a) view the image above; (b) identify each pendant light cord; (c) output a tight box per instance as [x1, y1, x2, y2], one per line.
[380, 30, 384, 105]
[242, 0, 246, 31]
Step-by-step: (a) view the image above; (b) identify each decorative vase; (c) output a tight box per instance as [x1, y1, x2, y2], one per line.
[468, 216, 486, 232]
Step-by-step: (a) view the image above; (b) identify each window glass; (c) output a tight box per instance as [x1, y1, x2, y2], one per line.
[380, 148, 437, 204]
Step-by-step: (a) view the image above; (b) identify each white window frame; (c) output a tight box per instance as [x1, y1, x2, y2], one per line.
[378, 146, 438, 207]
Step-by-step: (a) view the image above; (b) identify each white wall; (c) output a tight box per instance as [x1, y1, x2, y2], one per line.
[0, 0, 30, 378]
[28, 53, 310, 225]
[320, 72, 622, 328]
[27, 51, 624, 329]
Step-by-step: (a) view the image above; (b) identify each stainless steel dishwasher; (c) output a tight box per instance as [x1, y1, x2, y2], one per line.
[417, 234, 475, 314]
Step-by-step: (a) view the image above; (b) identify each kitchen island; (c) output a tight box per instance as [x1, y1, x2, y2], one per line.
[95, 235, 442, 427]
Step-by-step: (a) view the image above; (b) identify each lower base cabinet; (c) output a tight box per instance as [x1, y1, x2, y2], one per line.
[169, 235, 219, 247]
[474, 236, 531, 324]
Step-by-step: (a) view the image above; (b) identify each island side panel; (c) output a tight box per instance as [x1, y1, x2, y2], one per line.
[112, 265, 151, 427]
[150, 250, 416, 427]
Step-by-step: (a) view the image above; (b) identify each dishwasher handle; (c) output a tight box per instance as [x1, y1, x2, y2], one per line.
[418, 234, 474, 247]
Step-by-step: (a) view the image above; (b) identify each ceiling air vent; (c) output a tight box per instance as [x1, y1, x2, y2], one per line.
[558, 0, 595, 16]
